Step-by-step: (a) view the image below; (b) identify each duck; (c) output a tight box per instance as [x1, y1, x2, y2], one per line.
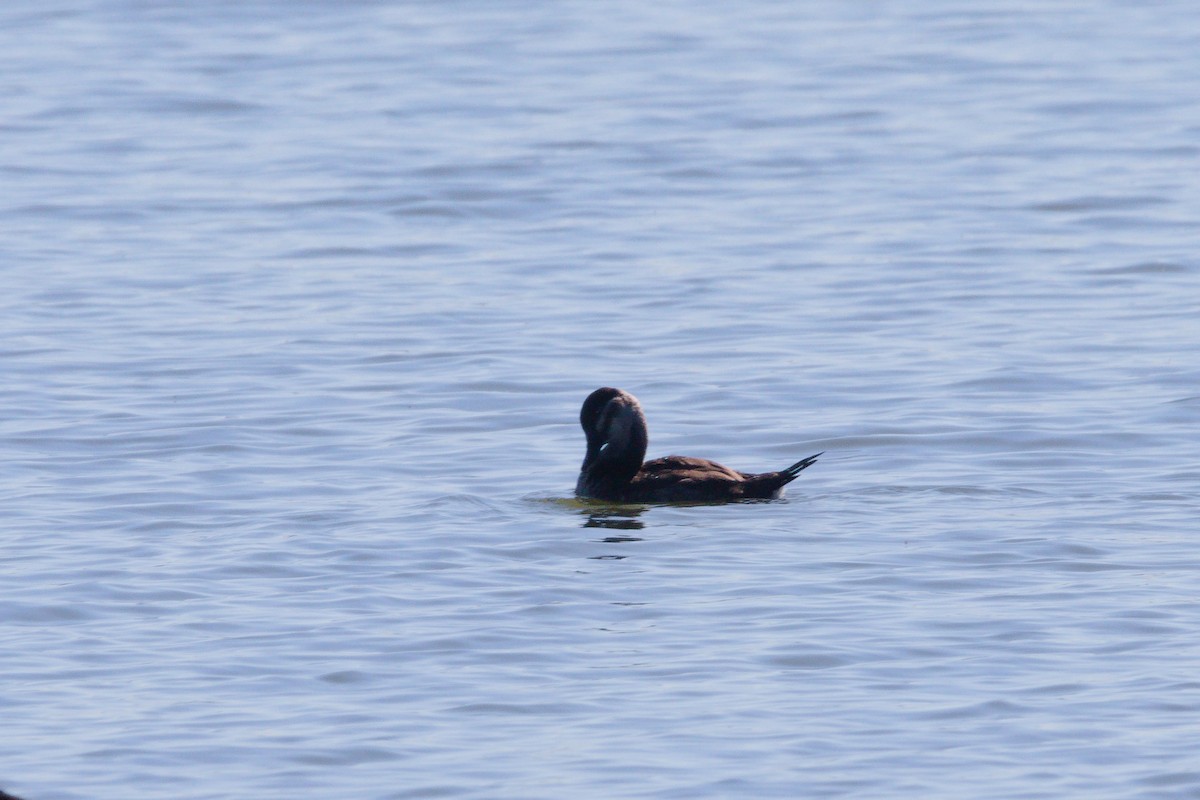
[575, 387, 821, 503]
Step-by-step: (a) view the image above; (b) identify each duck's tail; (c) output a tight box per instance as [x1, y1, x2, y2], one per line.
[780, 452, 823, 484]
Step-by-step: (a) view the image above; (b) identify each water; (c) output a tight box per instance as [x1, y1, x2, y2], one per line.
[2, 2, 1199, 798]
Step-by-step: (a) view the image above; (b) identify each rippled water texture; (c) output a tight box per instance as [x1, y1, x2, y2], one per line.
[2, 2, 1199, 799]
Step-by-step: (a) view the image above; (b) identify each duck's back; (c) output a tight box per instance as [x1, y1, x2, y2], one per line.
[625, 455, 781, 503]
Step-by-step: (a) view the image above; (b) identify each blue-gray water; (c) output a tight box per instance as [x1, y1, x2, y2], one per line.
[3, 2, 1199, 799]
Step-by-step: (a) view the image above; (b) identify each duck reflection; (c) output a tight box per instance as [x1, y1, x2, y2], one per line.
[582, 511, 645, 536]
[579, 507, 646, 553]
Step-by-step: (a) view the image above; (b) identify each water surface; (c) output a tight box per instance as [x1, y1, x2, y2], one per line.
[2, 2, 1199, 798]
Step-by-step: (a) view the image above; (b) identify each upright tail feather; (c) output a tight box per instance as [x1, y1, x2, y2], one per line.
[780, 452, 823, 483]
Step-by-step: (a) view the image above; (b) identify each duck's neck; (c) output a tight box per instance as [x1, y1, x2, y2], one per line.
[578, 405, 647, 496]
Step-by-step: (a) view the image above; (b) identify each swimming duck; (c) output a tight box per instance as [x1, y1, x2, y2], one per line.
[575, 387, 821, 503]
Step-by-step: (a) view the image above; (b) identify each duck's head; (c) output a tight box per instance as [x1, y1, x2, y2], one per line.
[578, 387, 648, 489]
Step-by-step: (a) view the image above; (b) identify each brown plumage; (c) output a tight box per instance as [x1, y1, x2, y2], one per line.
[574, 387, 821, 503]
